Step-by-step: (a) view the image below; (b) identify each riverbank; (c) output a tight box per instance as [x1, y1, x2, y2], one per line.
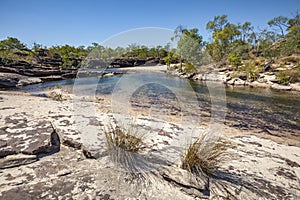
[0, 90, 299, 199]
[168, 68, 300, 92]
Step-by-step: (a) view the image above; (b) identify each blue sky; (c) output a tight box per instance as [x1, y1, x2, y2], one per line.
[0, 0, 299, 48]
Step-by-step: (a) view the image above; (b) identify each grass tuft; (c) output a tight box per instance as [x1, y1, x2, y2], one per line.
[105, 125, 144, 153]
[181, 135, 232, 176]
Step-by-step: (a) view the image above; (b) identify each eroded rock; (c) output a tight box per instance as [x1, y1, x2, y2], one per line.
[0, 119, 60, 159]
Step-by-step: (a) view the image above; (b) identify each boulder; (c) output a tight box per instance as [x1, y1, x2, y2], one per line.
[0, 72, 42, 88]
[181, 73, 195, 79]
[236, 72, 247, 80]
[226, 78, 245, 86]
[291, 83, 300, 91]
[203, 73, 227, 82]
[234, 78, 245, 86]
[17, 77, 42, 86]
[192, 74, 203, 80]
[160, 167, 209, 198]
[40, 75, 63, 82]
[0, 72, 20, 87]
[249, 81, 270, 88]
[271, 83, 292, 91]
[144, 57, 160, 66]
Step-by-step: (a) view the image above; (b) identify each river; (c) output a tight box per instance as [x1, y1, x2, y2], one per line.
[20, 71, 300, 138]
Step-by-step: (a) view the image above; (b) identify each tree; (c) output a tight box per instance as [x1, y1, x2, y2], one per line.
[206, 15, 229, 32]
[268, 16, 289, 36]
[284, 12, 300, 54]
[206, 15, 241, 62]
[172, 26, 204, 71]
[0, 37, 26, 51]
[239, 22, 253, 43]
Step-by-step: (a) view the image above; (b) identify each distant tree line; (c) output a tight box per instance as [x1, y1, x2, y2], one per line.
[0, 11, 299, 70]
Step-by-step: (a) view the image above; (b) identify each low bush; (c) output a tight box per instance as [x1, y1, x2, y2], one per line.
[277, 69, 300, 85]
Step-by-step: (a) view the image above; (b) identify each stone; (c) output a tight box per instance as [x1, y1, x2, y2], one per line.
[0, 154, 37, 169]
[249, 81, 270, 88]
[160, 166, 208, 193]
[0, 72, 20, 87]
[236, 72, 247, 80]
[291, 83, 300, 91]
[271, 83, 292, 91]
[0, 92, 300, 199]
[0, 119, 60, 158]
[102, 72, 115, 77]
[264, 74, 277, 83]
[203, 73, 227, 82]
[181, 73, 195, 79]
[234, 78, 245, 86]
[17, 77, 42, 86]
[192, 73, 203, 80]
[227, 78, 235, 85]
[40, 75, 63, 82]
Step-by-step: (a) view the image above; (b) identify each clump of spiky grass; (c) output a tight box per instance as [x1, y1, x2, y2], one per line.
[105, 124, 144, 153]
[104, 123, 150, 177]
[181, 135, 232, 176]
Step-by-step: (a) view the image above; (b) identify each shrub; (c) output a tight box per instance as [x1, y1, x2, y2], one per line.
[183, 63, 197, 73]
[277, 69, 300, 85]
[181, 135, 232, 176]
[227, 53, 242, 69]
[54, 85, 62, 89]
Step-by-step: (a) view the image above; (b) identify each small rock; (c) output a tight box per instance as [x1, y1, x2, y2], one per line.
[234, 78, 245, 86]
[192, 74, 203, 80]
[227, 78, 235, 85]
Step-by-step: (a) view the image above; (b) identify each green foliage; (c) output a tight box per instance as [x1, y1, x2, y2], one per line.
[244, 61, 261, 81]
[268, 16, 288, 36]
[206, 15, 245, 62]
[124, 44, 168, 58]
[227, 53, 242, 68]
[164, 50, 180, 66]
[54, 85, 62, 89]
[0, 37, 26, 51]
[173, 26, 205, 67]
[0, 37, 30, 62]
[277, 69, 300, 85]
[183, 63, 197, 73]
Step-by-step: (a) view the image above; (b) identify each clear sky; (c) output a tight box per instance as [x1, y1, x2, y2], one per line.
[0, 0, 299, 48]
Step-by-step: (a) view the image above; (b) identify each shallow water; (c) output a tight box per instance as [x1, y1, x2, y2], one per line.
[19, 72, 300, 134]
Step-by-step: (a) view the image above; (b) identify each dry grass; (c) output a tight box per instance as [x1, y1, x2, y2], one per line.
[279, 55, 300, 64]
[181, 135, 233, 176]
[47, 89, 69, 101]
[105, 124, 145, 153]
[104, 123, 151, 176]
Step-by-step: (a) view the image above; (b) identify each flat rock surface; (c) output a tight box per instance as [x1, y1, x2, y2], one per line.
[0, 118, 59, 158]
[0, 91, 299, 199]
